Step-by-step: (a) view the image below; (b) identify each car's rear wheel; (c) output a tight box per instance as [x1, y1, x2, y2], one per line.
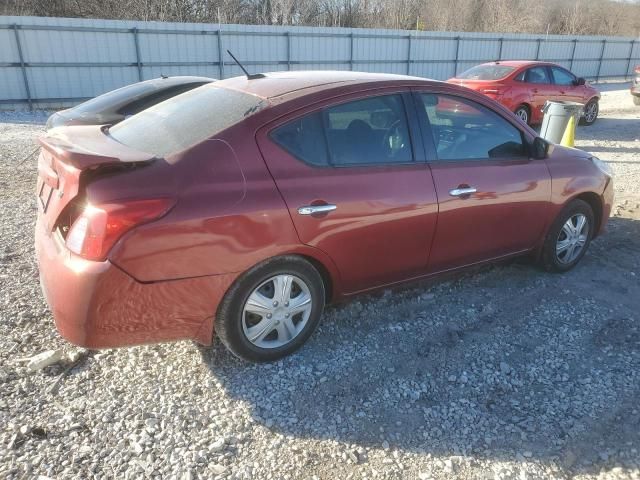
[215, 256, 325, 362]
[581, 99, 599, 125]
[633, 95, 640, 106]
[540, 199, 594, 272]
[514, 105, 531, 125]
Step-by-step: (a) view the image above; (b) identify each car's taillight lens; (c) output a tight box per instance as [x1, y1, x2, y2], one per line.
[65, 198, 174, 261]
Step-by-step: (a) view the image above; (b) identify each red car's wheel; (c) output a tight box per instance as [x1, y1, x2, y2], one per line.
[581, 99, 599, 126]
[216, 255, 325, 362]
[514, 105, 530, 125]
[540, 199, 594, 273]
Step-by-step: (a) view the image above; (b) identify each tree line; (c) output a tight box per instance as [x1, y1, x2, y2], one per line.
[3, 0, 639, 37]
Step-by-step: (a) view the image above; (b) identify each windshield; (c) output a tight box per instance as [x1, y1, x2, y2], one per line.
[457, 65, 516, 80]
[109, 86, 266, 157]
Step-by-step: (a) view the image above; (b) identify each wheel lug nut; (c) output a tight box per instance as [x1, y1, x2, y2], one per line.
[273, 301, 278, 307]
[266, 313, 272, 319]
[285, 302, 289, 307]
[285, 313, 290, 318]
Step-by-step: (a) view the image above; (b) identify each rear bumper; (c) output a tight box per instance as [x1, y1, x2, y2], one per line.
[36, 215, 236, 348]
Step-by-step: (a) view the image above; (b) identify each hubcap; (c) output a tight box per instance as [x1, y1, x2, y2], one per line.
[242, 274, 313, 349]
[585, 102, 598, 122]
[516, 109, 528, 123]
[556, 214, 589, 264]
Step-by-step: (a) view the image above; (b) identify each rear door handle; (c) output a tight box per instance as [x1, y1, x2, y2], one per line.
[297, 204, 337, 215]
[449, 187, 477, 197]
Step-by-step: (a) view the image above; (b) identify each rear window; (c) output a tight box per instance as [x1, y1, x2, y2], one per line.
[75, 83, 156, 114]
[109, 86, 265, 157]
[457, 65, 515, 80]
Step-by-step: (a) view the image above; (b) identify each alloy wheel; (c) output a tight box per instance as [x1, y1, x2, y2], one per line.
[241, 274, 313, 349]
[515, 108, 529, 123]
[585, 102, 598, 123]
[556, 213, 589, 264]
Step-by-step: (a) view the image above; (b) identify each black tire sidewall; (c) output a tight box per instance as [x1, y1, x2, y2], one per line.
[216, 256, 325, 362]
[541, 199, 594, 272]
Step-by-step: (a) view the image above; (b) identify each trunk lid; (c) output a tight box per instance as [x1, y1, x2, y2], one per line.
[37, 125, 155, 234]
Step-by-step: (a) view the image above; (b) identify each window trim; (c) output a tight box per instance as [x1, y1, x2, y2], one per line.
[268, 91, 421, 169]
[411, 91, 531, 163]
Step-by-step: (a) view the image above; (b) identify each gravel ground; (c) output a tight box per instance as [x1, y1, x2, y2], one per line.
[1, 85, 639, 480]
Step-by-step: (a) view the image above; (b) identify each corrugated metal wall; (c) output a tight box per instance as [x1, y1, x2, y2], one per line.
[1, 16, 638, 108]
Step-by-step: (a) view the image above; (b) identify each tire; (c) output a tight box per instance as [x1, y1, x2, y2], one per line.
[540, 199, 594, 273]
[215, 255, 325, 362]
[580, 99, 599, 126]
[514, 105, 531, 125]
[633, 95, 640, 106]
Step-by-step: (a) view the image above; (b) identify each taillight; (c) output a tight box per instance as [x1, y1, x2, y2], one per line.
[65, 198, 174, 261]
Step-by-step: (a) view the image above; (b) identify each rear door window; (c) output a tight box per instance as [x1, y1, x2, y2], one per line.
[524, 67, 551, 84]
[109, 86, 265, 157]
[271, 94, 414, 167]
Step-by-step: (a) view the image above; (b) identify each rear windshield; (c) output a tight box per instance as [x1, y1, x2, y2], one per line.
[457, 65, 516, 80]
[74, 83, 156, 114]
[109, 86, 266, 157]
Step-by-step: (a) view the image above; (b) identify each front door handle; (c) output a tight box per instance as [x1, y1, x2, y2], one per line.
[297, 204, 337, 215]
[449, 187, 477, 197]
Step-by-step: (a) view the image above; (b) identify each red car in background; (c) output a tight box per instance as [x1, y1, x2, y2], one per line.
[447, 61, 600, 126]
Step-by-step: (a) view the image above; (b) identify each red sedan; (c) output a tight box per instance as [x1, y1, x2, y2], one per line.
[447, 61, 601, 125]
[35, 71, 613, 362]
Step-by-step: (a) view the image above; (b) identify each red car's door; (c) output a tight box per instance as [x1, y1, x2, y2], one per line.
[517, 66, 557, 123]
[257, 91, 439, 294]
[549, 66, 583, 103]
[413, 90, 551, 272]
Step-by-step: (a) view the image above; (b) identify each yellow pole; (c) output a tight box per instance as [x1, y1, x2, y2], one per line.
[560, 115, 576, 147]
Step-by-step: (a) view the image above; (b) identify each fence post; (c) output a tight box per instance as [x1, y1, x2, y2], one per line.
[12, 24, 32, 110]
[454, 36, 460, 76]
[535, 38, 542, 60]
[596, 39, 606, 81]
[625, 40, 635, 80]
[569, 38, 577, 71]
[217, 30, 224, 79]
[132, 28, 143, 81]
[498, 37, 503, 61]
[407, 34, 412, 75]
[349, 33, 354, 71]
[285, 32, 291, 71]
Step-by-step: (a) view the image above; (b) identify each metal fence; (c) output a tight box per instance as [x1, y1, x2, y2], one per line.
[1, 16, 639, 109]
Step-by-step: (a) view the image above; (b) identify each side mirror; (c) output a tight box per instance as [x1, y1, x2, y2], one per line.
[575, 77, 586, 86]
[531, 137, 549, 159]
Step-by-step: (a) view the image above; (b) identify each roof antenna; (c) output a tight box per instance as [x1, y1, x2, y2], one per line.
[227, 50, 265, 80]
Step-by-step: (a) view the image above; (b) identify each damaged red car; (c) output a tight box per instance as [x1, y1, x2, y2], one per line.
[36, 71, 613, 362]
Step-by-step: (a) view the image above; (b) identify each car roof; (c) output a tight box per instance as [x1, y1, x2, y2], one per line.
[214, 70, 433, 101]
[487, 60, 557, 68]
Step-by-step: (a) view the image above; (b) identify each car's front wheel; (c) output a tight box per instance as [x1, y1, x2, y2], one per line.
[540, 199, 594, 272]
[514, 105, 531, 125]
[581, 99, 599, 125]
[215, 256, 325, 362]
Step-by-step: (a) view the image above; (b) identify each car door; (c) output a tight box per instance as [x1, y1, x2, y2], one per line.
[549, 66, 583, 103]
[518, 66, 556, 122]
[412, 90, 551, 272]
[257, 91, 439, 294]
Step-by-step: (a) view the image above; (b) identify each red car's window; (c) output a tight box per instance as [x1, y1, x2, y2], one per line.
[110, 85, 265, 157]
[418, 93, 526, 161]
[271, 94, 414, 167]
[551, 67, 576, 86]
[456, 64, 515, 80]
[524, 67, 551, 84]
